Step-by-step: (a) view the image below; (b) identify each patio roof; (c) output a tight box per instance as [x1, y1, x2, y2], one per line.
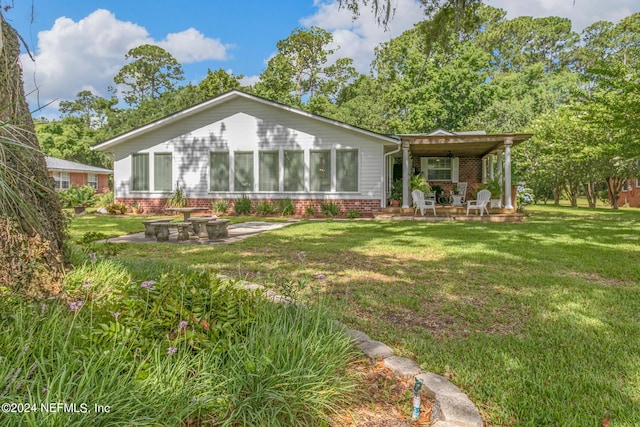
[399, 133, 533, 157]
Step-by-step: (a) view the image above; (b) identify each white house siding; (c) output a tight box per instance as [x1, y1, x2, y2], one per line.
[112, 96, 393, 215]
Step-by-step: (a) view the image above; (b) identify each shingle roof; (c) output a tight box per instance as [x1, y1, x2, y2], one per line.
[45, 157, 112, 174]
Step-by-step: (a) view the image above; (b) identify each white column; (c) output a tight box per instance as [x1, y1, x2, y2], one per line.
[402, 141, 410, 208]
[504, 138, 513, 209]
[488, 155, 495, 180]
[497, 150, 504, 197]
[481, 157, 487, 183]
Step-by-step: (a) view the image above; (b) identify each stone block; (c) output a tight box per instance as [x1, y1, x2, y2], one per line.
[383, 356, 422, 378]
[357, 340, 394, 359]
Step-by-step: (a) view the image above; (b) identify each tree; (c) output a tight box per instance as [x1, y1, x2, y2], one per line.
[0, 12, 66, 296]
[198, 68, 243, 100]
[113, 44, 184, 106]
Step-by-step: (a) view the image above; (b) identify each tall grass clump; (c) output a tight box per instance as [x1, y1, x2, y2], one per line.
[233, 196, 253, 215]
[219, 301, 356, 426]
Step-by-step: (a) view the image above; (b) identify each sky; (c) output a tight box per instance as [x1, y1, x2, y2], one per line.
[3, 0, 639, 118]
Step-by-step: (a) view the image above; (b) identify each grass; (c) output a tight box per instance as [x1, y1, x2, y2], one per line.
[77, 204, 640, 426]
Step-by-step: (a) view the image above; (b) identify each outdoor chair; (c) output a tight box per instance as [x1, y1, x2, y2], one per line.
[451, 182, 467, 203]
[466, 189, 491, 216]
[411, 189, 436, 216]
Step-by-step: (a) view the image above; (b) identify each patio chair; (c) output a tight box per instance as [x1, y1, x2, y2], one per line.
[411, 190, 436, 216]
[466, 189, 491, 216]
[456, 182, 468, 202]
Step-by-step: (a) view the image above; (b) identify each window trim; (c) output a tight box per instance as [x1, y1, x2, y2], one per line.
[53, 172, 70, 190]
[209, 151, 230, 192]
[131, 153, 150, 192]
[335, 149, 359, 193]
[309, 149, 332, 192]
[153, 152, 173, 192]
[258, 150, 279, 192]
[233, 151, 254, 193]
[422, 157, 454, 182]
[283, 150, 305, 193]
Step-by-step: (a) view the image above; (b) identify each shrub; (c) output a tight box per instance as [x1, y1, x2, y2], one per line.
[305, 205, 316, 216]
[94, 191, 114, 208]
[410, 174, 431, 194]
[211, 199, 230, 214]
[166, 183, 189, 208]
[61, 185, 96, 208]
[346, 209, 361, 219]
[279, 198, 295, 216]
[320, 202, 340, 217]
[255, 200, 277, 216]
[234, 196, 253, 215]
[106, 202, 127, 214]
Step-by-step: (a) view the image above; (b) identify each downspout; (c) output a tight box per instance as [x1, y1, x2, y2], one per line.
[383, 138, 402, 208]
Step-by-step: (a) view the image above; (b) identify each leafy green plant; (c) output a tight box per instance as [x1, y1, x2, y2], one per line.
[255, 200, 277, 216]
[346, 209, 362, 219]
[106, 202, 127, 214]
[390, 179, 403, 203]
[65, 185, 96, 207]
[410, 174, 431, 194]
[211, 199, 230, 214]
[279, 198, 295, 216]
[480, 176, 502, 198]
[320, 201, 340, 217]
[305, 205, 317, 217]
[166, 183, 189, 208]
[234, 196, 253, 215]
[93, 190, 114, 208]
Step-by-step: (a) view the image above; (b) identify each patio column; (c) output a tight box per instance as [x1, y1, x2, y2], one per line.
[488, 155, 495, 180]
[481, 157, 487, 183]
[504, 137, 513, 209]
[496, 150, 503, 195]
[402, 140, 410, 208]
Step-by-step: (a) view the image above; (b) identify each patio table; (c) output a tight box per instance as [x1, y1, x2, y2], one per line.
[187, 216, 218, 239]
[164, 207, 207, 221]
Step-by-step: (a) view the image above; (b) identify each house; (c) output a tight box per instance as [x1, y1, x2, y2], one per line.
[45, 156, 112, 192]
[92, 90, 532, 216]
[618, 178, 640, 207]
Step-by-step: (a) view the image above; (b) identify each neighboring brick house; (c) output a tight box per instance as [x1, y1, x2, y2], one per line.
[92, 90, 531, 216]
[618, 178, 640, 207]
[45, 157, 112, 193]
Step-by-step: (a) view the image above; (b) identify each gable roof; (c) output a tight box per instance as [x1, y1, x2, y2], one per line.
[92, 90, 399, 152]
[45, 157, 112, 174]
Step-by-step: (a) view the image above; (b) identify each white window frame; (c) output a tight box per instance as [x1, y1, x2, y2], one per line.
[421, 157, 459, 182]
[88, 174, 98, 190]
[53, 172, 70, 190]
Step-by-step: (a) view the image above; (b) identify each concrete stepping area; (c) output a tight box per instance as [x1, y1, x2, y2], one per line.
[105, 220, 297, 244]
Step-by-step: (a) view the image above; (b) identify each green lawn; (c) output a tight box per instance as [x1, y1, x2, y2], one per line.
[72, 205, 640, 426]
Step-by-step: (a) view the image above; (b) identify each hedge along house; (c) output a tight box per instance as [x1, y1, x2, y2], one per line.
[92, 91, 532, 216]
[45, 156, 112, 193]
[92, 90, 400, 216]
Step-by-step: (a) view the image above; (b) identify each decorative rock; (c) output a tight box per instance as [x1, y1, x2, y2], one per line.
[417, 372, 484, 427]
[344, 328, 370, 344]
[243, 283, 265, 292]
[357, 340, 394, 359]
[383, 356, 421, 378]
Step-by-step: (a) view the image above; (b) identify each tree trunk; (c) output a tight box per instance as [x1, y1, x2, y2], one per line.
[584, 182, 598, 208]
[607, 177, 621, 209]
[0, 14, 66, 297]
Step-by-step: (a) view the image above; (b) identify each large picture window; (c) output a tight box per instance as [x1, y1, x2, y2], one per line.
[310, 150, 331, 192]
[234, 152, 254, 192]
[259, 151, 279, 192]
[210, 152, 229, 191]
[131, 153, 149, 191]
[336, 149, 358, 192]
[154, 153, 172, 192]
[284, 151, 304, 192]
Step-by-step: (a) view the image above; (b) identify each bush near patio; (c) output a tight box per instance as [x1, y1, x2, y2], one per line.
[80, 204, 640, 426]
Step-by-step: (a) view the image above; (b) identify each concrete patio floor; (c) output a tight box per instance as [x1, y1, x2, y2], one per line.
[105, 221, 298, 245]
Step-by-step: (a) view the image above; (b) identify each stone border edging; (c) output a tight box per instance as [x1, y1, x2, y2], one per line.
[236, 278, 484, 427]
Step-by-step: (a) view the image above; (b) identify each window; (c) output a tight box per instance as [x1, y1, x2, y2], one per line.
[234, 152, 254, 192]
[259, 151, 279, 192]
[336, 149, 358, 192]
[210, 152, 229, 191]
[622, 180, 629, 192]
[284, 151, 304, 192]
[131, 153, 149, 191]
[310, 150, 331, 191]
[636, 178, 640, 188]
[87, 174, 98, 190]
[423, 157, 452, 181]
[53, 172, 70, 190]
[154, 153, 172, 191]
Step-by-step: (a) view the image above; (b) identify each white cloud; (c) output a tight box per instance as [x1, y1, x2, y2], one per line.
[157, 28, 230, 63]
[485, 0, 636, 32]
[20, 9, 231, 112]
[301, 0, 425, 74]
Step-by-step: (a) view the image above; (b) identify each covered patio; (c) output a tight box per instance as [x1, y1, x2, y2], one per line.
[383, 130, 533, 215]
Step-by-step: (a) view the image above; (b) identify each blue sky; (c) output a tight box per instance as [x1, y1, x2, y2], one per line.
[3, 0, 639, 118]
